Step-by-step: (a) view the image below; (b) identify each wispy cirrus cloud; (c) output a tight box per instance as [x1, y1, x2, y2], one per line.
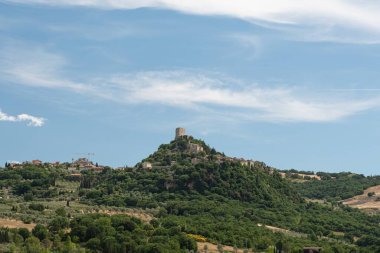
[0, 109, 45, 127]
[4, 0, 380, 43]
[1, 46, 380, 123]
[108, 72, 380, 122]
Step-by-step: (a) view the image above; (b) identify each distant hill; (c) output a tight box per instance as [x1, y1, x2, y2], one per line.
[285, 170, 380, 201]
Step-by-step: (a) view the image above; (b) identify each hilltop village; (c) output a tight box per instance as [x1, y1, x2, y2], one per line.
[5, 157, 105, 177]
[5, 128, 257, 176]
[140, 128, 256, 170]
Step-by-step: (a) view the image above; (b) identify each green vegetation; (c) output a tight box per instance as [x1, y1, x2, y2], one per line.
[0, 213, 196, 252]
[289, 171, 380, 200]
[0, 137, 380, 252]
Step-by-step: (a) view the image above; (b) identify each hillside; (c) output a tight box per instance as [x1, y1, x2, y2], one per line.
[343, 185, 380, 213]
[288, 171, 380, 201]
[80, 135, 380, 252]
[0, 134, 380, 252]
[137, 135, 302, 205]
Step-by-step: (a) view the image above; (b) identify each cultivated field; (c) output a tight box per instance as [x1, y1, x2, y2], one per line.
[343, 185, 380, 210]
[0, 218, 36, 231]
[197, 242, 252, 253]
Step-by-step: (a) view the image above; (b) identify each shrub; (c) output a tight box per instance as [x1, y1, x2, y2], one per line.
[367, 192, 375, 197]
[29, 203, 44, 211]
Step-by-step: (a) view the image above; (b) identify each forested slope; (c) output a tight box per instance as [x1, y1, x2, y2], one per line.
[0, 136, 380, 252]
[288, 171, 380, 201]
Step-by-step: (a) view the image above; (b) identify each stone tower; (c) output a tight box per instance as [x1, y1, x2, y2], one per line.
[175, 127, 186, 139]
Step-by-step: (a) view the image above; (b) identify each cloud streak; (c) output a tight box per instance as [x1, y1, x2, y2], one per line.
[109, 72, 380, 122]
[4, 0, 380, 43]
[1, 46, 380, 123]
[0, 110, 45, 127]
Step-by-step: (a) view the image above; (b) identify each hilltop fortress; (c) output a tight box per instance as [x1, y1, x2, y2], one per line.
[140, 127, 257, 170]
[175, 127, 186, 139]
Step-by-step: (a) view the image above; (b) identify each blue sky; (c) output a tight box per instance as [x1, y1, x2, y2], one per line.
[1, 0, 380, 175]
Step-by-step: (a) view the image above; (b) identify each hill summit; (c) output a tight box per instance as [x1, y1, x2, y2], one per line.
[140, 127, 255, 169]
[137, 128, 301, 204]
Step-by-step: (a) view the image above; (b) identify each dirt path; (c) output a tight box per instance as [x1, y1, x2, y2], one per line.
[0, 218, 36, 231]
[343, 185, 380, 209]
[264, 225, 306, 238]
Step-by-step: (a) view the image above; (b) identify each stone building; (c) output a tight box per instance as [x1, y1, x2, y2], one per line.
[175, 127, 186, 139]
[72, 158, 94, 169]
[189, 143, 204, 153]
[32, 160, 42, 165]
[142, 162, 152, 169]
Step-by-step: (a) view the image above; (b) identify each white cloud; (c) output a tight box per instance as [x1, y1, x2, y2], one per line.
[0, 109, 45, 127]
[108, 72, 380, 122]
[5, 0, 380, 43]
[1, 46, 380, 123]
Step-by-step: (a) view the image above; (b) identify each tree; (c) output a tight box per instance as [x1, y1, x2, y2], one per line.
[25, 236, 45, 253]
[86, 238, 101, 251]
[49, 217, 69, 233]
[62, 236, 77, 253]
[51, 172, 59, 186]
[32, 224, 48, 241]
[18, 228, 30, 240]
[275, 241, 283, 253]
[102, 236, 118, 253]
[368, 192, 375, 197]
[56, 207, 67, 217]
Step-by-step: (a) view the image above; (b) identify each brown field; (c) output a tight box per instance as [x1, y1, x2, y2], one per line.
[0, 218, 36, 231]
[197, 242, 252, 253]
[343, 185, 380, 210]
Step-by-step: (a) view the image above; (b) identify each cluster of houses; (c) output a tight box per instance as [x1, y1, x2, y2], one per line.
[6, 160, 60, 168]
[68, 158, 104, 173]
[6, 157, 105, 177]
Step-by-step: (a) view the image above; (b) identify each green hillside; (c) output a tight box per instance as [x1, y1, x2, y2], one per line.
[81, 136, 380, 252]
[0, 136, 380, 252]
[287, 171, 380, 201]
